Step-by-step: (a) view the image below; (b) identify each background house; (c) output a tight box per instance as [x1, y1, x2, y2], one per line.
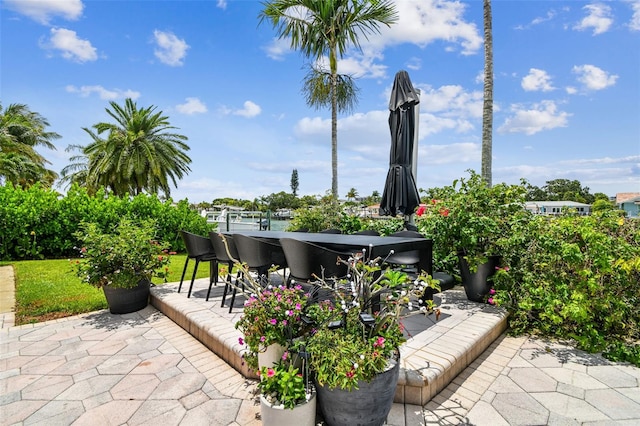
[616, 193, 640, 218]
[525, 201, 591, 216]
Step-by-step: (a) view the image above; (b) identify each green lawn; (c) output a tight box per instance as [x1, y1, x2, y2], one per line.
[4, 254, 211, 325]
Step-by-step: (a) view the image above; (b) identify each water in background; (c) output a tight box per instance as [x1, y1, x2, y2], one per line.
[269, 220, 291, 231]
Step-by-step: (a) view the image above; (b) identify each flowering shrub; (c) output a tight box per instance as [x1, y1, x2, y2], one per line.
[305, 250, 440, 390]
[416, 170, 528, 275]
[257, 353, 312, 409]
[72, 218, 171, 289]
[235, 284, 309, 370]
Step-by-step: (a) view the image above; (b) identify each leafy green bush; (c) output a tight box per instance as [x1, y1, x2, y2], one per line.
[0, 183, 211, 260]
[73, 218, 171, 289]
[493, 210, 640, 366]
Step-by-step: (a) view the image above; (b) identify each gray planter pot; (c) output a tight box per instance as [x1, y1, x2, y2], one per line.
[102, 279, 150, 314]
[458, 254, 500, 302]
[315, 352, 400, 426]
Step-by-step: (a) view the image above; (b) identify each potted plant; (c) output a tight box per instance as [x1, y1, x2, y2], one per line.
[416, 170, 528, 302]
[257, 353, 316, 426]
[304, 251, 441, 426]
[73, 217, 171, 314]
[235, 281, 309, 371]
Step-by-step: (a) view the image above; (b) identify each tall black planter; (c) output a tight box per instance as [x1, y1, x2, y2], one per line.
[315, 352, 400, 426]
[458, 254, 500, 302]
[102, 279, 150, 314]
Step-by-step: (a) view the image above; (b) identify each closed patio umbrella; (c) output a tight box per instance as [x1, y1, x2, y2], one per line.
[379, 70, 421, 225]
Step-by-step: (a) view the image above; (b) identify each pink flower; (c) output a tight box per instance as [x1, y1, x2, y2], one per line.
[295, 303, 302, 311]
[260, 336, 266, 342]
[487, 297, 495, 305]
[489, 288, 496, 295]
[267, 368, 275, 378]
[238, 337, 244, 345]
[269, 318, 277, 325]
[282, 351, 289, 361]
[373, 337, 385, 348]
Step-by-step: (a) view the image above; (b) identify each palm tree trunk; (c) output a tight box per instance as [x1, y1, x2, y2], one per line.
[331, 70, 339, 199]
[481, 0, 493, 187]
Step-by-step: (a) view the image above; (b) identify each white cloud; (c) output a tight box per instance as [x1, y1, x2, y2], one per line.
[65, 85, 140, 100]
[418, 84, 484, 120]
[216, 0, 227, 10]
[153, 30, 189, 66]
[263, 0, 482, 79]
[263, 37, 292, 61]
[374, 0, 482, 55]
[176, 97, 207, 114]
[424, 142, 479, 164]
[4, 0, 83, 25]
[498, 100, 571, 135]
[521, 68, 555, 92]
[573, 3, 613, 35]
[629, 0, 640, 31]
[220, 101, 262, 118]
[42, 28, 97, 62]
[406, 57, 421, 71]
[565, 86, 578, 95]
[572, 64, 618, 90]
[514, 9, 558, 30]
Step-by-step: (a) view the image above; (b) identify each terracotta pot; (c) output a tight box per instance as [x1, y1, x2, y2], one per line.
[260, 390, 316, 426]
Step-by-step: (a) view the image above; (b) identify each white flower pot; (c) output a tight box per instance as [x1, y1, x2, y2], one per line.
[260, 391, 316, 426]
[257, 343, 286, 370]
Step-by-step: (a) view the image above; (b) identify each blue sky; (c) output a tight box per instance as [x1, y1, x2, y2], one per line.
[2, 0, 639, 203]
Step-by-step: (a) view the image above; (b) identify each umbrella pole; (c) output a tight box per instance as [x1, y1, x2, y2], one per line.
[405, 89, 421, 231]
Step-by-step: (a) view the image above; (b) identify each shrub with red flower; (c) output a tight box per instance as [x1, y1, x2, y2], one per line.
[415, 170, 528, 275]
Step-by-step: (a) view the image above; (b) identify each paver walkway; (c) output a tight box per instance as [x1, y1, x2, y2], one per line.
[2, 266, 639, 425]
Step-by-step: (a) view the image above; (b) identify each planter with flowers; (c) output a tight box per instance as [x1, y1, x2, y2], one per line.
[73, 218, 171, 314]
[416, 170, 528, 302]
[257, 354, 316, 426]
[231, 256, 315, 424]
[304, 251, 441, 426]
[235, 282, 309, 371]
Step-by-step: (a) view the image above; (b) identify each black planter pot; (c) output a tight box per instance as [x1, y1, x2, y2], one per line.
[315, 352, 400, 426]
[102, 279, 150, 314]
[458, 254, 500, 302]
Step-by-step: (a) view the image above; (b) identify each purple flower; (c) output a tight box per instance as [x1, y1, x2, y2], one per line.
[238, 337, 244, 345]
[269, 318, 277, 325]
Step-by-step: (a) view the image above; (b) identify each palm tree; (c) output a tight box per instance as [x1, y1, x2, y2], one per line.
[259, 0, 398, 199]
[481, 0, 493, 186]
[346, 187, 358, 201]
[0, 103, 60, 187]
[61, 98, 191, 197]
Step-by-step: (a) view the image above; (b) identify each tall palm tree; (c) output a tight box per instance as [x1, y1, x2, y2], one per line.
[61, 98, 191, 197]
[481, 0, 493, 186]
[259, 0, 398, 198]
[0, 103, 60, 187]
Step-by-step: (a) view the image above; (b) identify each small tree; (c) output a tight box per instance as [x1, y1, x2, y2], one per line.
[290, 169, 299, 197]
